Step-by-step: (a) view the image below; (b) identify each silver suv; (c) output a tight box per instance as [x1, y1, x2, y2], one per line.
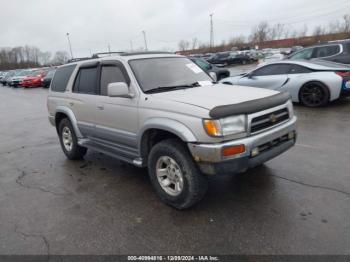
[47, 52, 297, 209]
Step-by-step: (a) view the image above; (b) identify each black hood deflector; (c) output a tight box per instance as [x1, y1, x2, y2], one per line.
[209, 91, 290, 118]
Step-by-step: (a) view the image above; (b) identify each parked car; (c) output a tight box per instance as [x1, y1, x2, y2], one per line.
[188, 57, 230, 81]
[42, 69, 56, 88]
[8, 69, 34, 87]
[287, 40, 350, 64]
[2, 70, 18, 86]
[21, 69, 47, 88]
[220, 60, 350, 107]
[47, 52, 297, 209]
[207, 52, 252, 66]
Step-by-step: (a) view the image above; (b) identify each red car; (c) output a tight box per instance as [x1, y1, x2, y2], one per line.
[20, 70, 47, 88]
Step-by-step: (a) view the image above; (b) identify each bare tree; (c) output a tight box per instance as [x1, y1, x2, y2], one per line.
[249, 21, 271, 43]
[178, 40, 190, 51]
[191, 37, 198, 50]
[270, 23, 285, 40]
[52, 51, 69, 65]
[313, 25, 326, 36]
[39, 51, 52, 65]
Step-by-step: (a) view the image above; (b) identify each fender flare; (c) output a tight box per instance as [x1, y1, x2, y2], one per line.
[55, 106, 83, 138]
[137, 118, 198, 151]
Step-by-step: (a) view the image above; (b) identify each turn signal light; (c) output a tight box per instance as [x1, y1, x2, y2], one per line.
[203, 119, 221, 137]
[222, 144, 245, 157]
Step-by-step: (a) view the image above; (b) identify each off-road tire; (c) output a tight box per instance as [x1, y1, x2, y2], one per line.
[58, 118, 87, 160]
[148, 139, 208, 209]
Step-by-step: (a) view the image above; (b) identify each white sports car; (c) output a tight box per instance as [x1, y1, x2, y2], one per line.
[220, 60, 350, 107]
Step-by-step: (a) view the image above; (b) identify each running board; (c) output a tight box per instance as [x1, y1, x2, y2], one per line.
[78, 139, 143, 167]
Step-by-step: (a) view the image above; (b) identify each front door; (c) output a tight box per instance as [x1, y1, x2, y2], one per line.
[93, 61, 139, 155]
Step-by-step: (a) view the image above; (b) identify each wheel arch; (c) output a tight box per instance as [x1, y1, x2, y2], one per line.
[138, 118, 198, 164]
[54, 106, 83, 138]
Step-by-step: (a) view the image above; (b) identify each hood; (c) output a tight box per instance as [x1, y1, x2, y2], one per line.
[11, 76, 27, 81]
[23, 76, 41, 81]
[150, 83, 279, 110]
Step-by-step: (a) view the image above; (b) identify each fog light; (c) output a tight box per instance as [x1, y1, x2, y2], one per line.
[222, 144, 245, 157]
[288, 131, 295, 140]
[251, 147, 260, 157]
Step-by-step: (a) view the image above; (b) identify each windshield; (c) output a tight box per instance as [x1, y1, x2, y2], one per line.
[129, 57, 212, 92]
[46, 70, 55, 77]
[30, 70, 41, 76]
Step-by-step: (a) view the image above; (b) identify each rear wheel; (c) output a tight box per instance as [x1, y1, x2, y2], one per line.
[299, 82, 330, 107]
[148, 139, 208, 209]
[58, 118, 87, 160]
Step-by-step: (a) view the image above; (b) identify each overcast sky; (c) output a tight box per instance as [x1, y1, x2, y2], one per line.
[1, 0, 350, 57]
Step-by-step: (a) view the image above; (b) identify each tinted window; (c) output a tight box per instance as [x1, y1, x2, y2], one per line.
[314, 45, 340, 58]
[290, 48, 313, 60]
[193, 58, 211, 71]
[253, 64, 291, 76]
[129, 57, 211, 92]
[289, 65, 312, 74]
[51, 65, 76, 92]
[73, 67, 98, 94]
[100, 66, 127, 96]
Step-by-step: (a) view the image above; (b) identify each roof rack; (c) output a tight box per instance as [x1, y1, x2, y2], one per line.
[120, 51, 174, 56]
[91, 52, 126, 58]
[66, 57, 91, 63]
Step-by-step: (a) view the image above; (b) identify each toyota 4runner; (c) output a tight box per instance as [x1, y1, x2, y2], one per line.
[47, 52, 297, 209]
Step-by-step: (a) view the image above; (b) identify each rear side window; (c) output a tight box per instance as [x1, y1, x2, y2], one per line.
[73, 67, 98, 94]
[100, 65, 127, 96]
[51, 65, 76, 92]
[314, 45, 340, 58]
[289, 65, 312, 74]
[253, 64, 291, 76]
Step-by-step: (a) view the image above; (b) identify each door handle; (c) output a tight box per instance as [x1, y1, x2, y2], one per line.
[69, 102, 74, 106]
[97, 105, 104, 110]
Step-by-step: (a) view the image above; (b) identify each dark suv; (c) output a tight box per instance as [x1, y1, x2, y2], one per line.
[287, 40, 350, 64]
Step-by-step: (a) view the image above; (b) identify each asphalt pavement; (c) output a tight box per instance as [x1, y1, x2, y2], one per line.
[0, 81, 350, 255]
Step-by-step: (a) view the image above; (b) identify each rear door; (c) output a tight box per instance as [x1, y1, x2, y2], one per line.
[69, 62, 100, 138]
[238, 64, 291, 90]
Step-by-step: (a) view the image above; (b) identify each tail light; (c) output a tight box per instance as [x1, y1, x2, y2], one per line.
[336, 71, 350, 77]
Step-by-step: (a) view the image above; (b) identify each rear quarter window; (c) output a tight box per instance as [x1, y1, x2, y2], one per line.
[51, 65, 76, 92]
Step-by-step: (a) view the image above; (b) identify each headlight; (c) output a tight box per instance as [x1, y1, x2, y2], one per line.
[203, 115, 246, 137]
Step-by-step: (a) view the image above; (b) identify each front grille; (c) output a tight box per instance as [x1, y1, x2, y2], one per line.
[250, 108, 289, 133]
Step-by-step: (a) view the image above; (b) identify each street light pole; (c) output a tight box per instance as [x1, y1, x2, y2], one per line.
[142, 30, 148, 51]
[66, 33, 74, 59]
[210, 13, 214, 50]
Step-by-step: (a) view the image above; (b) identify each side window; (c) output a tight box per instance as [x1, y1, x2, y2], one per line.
[290, 48, 313, 60]
[73, 67, 98, 94]
[51, 65, 76, 92]
[194, 59, 211, 71]
[289, 65, 312, 74]
[100, 65, 127, 96]
[314, 45, 340, 58]
[253, 64, 291, 76]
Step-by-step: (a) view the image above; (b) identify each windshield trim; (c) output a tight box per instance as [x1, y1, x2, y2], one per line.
[128, 56, 210, 94]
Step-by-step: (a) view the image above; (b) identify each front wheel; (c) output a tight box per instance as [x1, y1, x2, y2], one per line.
[148, 139, 208, 209]
[299, 82, 330, 107]
[58, 118, 87, 160]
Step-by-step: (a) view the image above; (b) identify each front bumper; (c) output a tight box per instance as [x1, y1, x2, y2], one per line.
[188, 116, 297, 175]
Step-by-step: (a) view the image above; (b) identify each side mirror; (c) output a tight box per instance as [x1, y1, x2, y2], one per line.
[209, 72, 217, 82]
[107, 82, 133, 98]
[246, 73, 254, 79]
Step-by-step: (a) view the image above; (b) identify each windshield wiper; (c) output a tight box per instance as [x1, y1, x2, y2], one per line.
[144, 82, 201, 94]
